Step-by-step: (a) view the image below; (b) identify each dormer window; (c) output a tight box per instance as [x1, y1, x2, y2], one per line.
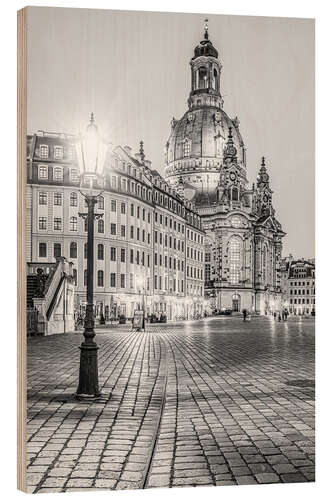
[54, 146, 64, 159]
[39, 144, 49, 158]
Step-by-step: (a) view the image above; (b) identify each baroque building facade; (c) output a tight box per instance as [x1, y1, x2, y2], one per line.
[280, 257, 315, 316]
[26, 132, 205, 321]
[165, 23, 286, 314]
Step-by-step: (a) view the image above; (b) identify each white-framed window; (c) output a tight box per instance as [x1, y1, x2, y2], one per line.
[38, 165, 48, 180]
[54, 217, 62, 230]
[39, 217, 47, 230]
[229, 237, 241, 285]
[38, 192, 47, 205]
[69, 216, 77, 231]
[53, 166, 63, 181]
[54, 192, 62, 206]
[70, 169, 79, 183]
[54, 146, 64, 159]
[39, 144, 49, 158]
[70, 192, 78, 207]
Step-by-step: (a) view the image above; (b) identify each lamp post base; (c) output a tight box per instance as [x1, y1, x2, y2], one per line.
[76, 342, 101, 400]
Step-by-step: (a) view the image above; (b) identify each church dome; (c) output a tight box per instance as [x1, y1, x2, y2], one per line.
[164, 22, 247, 207]
[166, 107, 245, 164]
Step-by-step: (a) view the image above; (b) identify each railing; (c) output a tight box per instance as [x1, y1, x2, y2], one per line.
[42, 259, 63, 317]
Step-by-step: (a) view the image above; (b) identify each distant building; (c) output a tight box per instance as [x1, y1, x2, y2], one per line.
[164, 24, 286, 314]
[26, 132, 205, 321]
[281, 258, 315, 315]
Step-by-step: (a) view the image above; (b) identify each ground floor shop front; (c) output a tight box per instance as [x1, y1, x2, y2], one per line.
[74, 292, 204, 322]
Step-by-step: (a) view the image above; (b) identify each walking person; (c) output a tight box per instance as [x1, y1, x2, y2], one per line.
[242, 309, 247, 322]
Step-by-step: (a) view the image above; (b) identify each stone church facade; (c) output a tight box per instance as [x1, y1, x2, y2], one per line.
[165, 22, 286, 314]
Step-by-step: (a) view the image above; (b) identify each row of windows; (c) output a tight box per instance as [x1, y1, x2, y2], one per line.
[290, 298, 316, 305]
[38, 165, 79, 183]
[290, 281, 314, 286]
[36, 166, 201, 230]
[186, 266, 203, 280]
[290, 289, 315, 296]
[154, 212, 184, 233]
[38, 144, 65, 159]
[186, 229, 203, 244]
[186, 247, 203, 262]
[153, 275, 184, 293]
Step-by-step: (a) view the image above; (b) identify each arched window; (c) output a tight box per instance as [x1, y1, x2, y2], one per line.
[97, 196, 104, 210]
[232, 187, 239, 201]
[54, 243, 61, 258]
[72, 269, 77, 286]
[213, 68, 218, 91]
[183, 139, 191, 158]
[229, 237, 241, 285]
[70, 192, 77, 206]
[263, 245, 267, 285]
[98, 219, 104, 233]
[97, 244, 104, 260]
[70, 216, 77, 231]
[97, 270, 104, 287]
[198, 67, 208, 89]
[70, 242, 77, 259]
[84, 243, 87, 259]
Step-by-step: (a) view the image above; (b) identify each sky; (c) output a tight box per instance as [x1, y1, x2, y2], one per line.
[27, 7, 315, 258]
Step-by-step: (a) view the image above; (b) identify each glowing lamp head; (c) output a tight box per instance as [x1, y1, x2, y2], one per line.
[76, 113, 107, 179]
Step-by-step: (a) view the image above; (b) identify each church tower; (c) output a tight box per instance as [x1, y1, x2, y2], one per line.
[164, 22, 286, 316]
[164, 20, 247, 206]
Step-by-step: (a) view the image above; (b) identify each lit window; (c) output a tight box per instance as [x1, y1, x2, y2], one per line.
[39, 144, 49, 158]
[54, 193, 62, 206]
[229, 238, 241, 285]
[70, 192, 77, 206]
[53, 167, 63, 181]
[54, 146, 63, 159]
[70, 169, 79, 183]
[69, 216, 77, 231]
[39, 217, 47, 230]
[39, 192, 47, 205]
[54, 218, 62, 230]
[38, 165, 48, 180]
[183, 139, 191, 158]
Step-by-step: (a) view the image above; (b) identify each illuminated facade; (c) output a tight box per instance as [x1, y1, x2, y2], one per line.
[26, 133, 205, 321]
[164, 23, 286, 314]
[281, 258, 315, 316]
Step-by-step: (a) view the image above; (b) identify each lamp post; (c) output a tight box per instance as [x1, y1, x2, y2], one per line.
[136, 273, 146, 331]
[75, 113, 107, 400]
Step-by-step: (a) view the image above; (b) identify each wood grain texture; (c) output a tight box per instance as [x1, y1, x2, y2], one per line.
[17, 7, 27, 493]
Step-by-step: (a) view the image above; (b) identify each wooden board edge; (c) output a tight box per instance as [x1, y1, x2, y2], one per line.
[17, 6, 27, 494]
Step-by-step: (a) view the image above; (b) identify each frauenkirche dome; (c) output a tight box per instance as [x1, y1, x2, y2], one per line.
[164, 21, 247, 206]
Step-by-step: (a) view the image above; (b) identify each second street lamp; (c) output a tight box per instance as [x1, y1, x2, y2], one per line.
[75, 113, 107, 400]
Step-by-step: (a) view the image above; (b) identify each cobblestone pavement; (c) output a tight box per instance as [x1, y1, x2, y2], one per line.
[26, 316, 315, 493]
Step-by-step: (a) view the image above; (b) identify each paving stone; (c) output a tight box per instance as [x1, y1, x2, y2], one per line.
[255, 473, 280, 484]
[26, 320, 315, 492]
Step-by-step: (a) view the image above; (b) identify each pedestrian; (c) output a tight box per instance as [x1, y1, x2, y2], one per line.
[242, 309, 247, 322]
[278, 312, 281, 322]
[273, 311, 276, 319]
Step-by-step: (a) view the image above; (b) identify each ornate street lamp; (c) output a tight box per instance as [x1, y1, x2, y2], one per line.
[75, 113, 108, 400]
[136, 273, 146, 331]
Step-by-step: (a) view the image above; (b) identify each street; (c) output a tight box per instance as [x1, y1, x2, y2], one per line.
[26, 316, 315, 493]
